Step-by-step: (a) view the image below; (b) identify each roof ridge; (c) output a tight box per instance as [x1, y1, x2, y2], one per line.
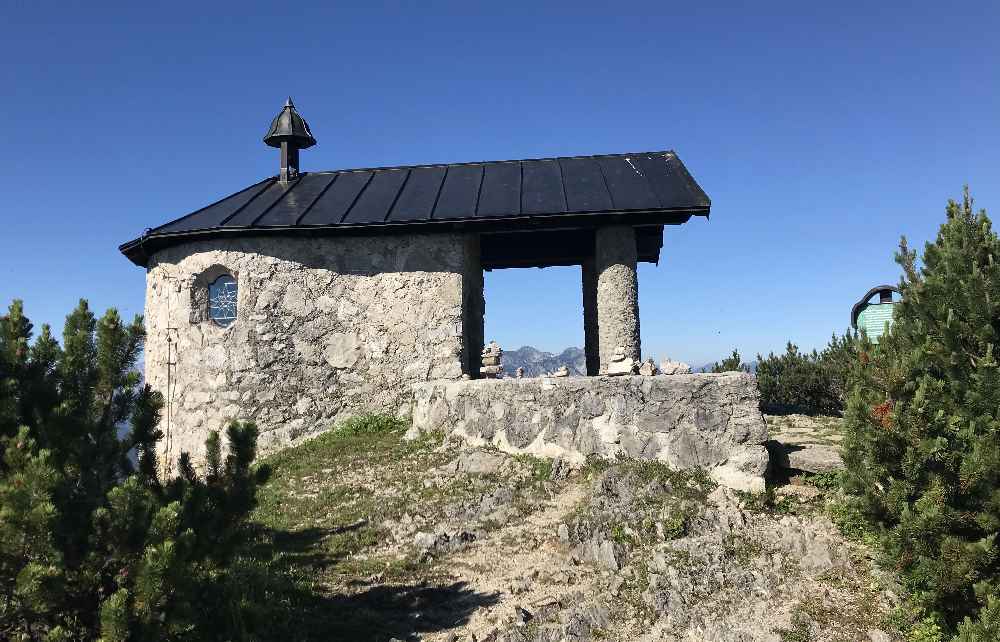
[302, 150, 678, 177]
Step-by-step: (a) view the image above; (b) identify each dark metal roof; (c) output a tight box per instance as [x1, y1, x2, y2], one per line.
[263, 97, 316, 149]
[120, 150, 710, 267]
[851, 285, 900, 328]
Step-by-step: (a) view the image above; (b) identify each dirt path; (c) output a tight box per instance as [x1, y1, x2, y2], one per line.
[425, 481, 594, 641]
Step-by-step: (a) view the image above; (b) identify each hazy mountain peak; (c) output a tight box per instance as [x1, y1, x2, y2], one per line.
[502, 346, 586, 377]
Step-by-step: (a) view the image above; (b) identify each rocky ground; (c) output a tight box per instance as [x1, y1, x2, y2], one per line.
[765, 414, 845, 475]
[249, 414, 904, 642]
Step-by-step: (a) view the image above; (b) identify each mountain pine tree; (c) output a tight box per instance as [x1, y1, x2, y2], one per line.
[0, 299, 268, 640]
[842, 188, 1000, 633]
[710, 348, 751, 373]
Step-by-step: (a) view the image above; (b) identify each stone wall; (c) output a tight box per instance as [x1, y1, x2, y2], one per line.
[144, 233, 477, 472]
[409, 373, 769, 491]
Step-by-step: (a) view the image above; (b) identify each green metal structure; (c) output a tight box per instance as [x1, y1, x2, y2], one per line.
[851, 285, 899, 342]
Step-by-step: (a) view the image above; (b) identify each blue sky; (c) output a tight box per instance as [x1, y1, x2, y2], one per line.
[1, 1, 997, 366]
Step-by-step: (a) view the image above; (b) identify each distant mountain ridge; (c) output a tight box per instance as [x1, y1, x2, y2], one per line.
[501, 348, 756, 377]
[502, 346, 586, 377]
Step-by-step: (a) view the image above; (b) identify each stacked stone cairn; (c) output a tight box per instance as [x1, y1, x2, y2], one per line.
[659, 358, 692, 375]
[515, 366, 525, 379]
[480, 341, 504, 379]
[605, 346, 638, 376]
[638, 358, 658, 376]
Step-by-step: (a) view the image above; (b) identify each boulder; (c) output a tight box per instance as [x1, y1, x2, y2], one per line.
[452, 450, 506, 475]
[767, 440, 844, 474]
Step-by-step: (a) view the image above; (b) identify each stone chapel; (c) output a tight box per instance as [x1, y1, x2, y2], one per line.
[121, 99, 722, 476]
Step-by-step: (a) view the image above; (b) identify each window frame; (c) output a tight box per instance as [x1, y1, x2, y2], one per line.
[207, 273, 238, 327]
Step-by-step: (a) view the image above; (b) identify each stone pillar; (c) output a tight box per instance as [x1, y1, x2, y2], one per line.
[594, 226, 640, 372]
[461, 234, 485, 378]
[581, 257, 600, 376]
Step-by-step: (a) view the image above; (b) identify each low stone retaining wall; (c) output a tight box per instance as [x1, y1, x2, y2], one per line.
[409, 373, 769, 491]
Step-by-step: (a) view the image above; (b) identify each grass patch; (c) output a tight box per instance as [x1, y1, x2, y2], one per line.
[573, 458, 717, 546]
[232, 413, 512, 640]
[336, 413, 409, 438]
[513, 452, 554, 485]
[721, 531, 772, 564]
[736, 487, 797, 515]
[252, 414, 453, 586]
[826, 496, 880, 549]
[582, 452, 615, 477]
[235, 413, 569, 640]
[774, 612, 814, 642]
[629, 459, 714, 492]
[801, 470, 841, 492]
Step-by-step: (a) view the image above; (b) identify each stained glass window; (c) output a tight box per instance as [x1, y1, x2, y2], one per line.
[208, 275, 238, 327]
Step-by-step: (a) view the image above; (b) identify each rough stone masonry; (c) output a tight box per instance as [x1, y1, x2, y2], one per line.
[409, 373, 769, 491]
[143, 233, 478, 472]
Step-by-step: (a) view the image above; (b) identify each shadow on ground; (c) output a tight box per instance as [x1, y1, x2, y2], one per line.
[234, 524, 500, 641]
[325, 581, 501, 641]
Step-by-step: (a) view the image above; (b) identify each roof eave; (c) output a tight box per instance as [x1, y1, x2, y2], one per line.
[119, 205, 709, 267]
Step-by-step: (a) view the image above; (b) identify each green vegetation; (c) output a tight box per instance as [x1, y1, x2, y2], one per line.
[841, 188, 1000, 638]
[244, 415, 561, 639]
[774, 612, 813, 641]
[734, 487, 797, 516]
[0, 299, 266, 641]
[512, 452, 554, 485]
[755, 332, 858, 416]
[252, 413, 453, 584]
[576, 458, 715, 548]
[711, 333, 858, 416]
[721, 531, 772, 564]
[710, 348, 751, 373]
[0, 300, 487, 641]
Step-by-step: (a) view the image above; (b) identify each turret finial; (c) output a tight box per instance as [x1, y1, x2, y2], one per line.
[263, 98, 316, 182]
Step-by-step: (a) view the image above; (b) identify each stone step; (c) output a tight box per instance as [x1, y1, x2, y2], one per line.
[766, 439, 844, 474]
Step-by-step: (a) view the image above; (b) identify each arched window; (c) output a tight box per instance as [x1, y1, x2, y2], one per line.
[208, 274, 238, 327]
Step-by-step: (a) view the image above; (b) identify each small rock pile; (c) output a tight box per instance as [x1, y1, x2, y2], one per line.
[659, 358, 692, 375]
[481, 341, 504, 379]
[605, 346, 638, 376]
